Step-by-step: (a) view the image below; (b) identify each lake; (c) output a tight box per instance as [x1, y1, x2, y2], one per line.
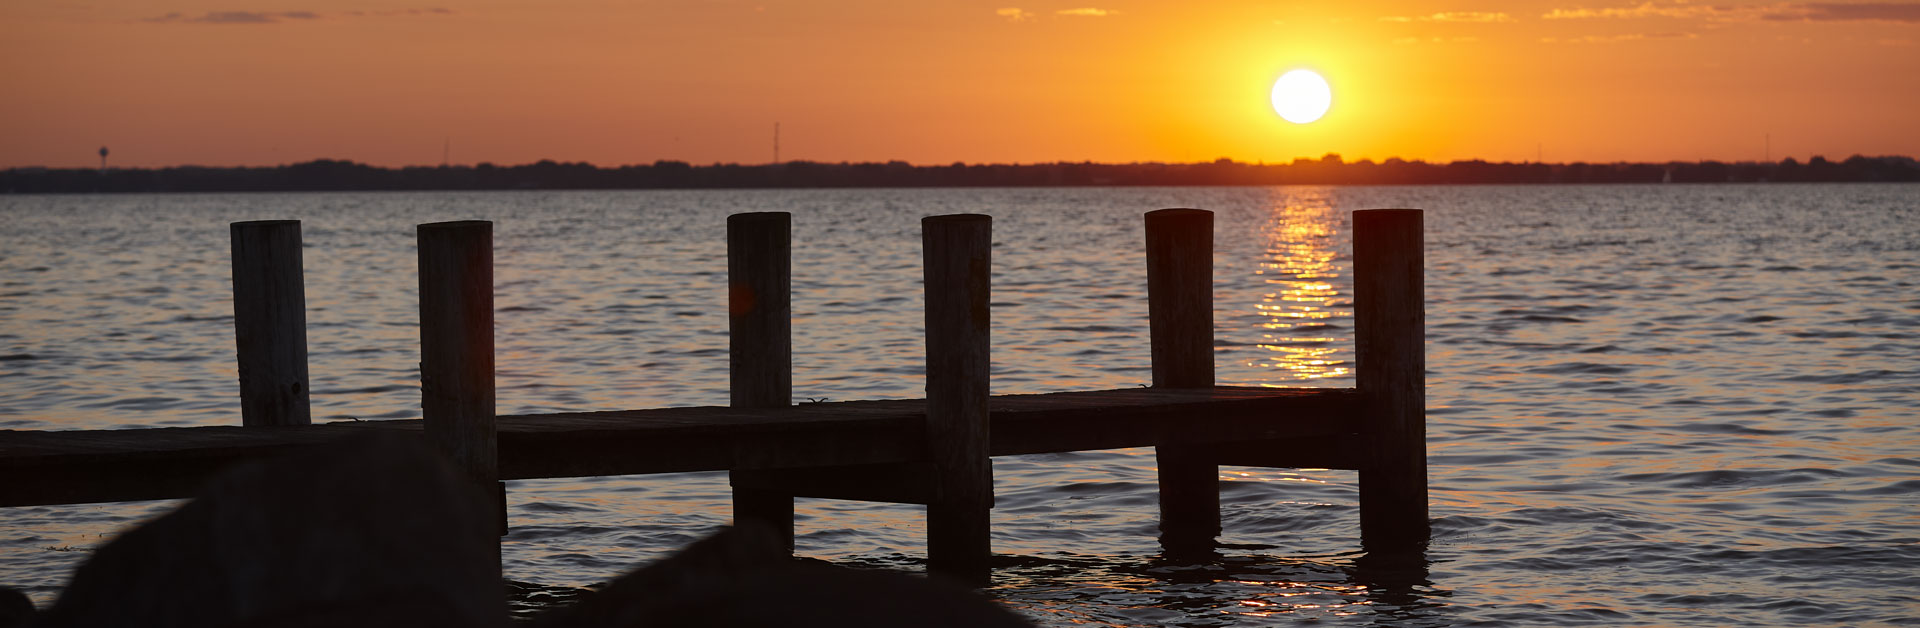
[2, 184, 1916, 625]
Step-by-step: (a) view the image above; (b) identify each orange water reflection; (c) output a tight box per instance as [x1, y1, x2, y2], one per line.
[1250, 189, 1351, 381]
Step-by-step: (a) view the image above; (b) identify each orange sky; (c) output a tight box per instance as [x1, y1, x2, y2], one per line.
[3, 0, 1917, 168]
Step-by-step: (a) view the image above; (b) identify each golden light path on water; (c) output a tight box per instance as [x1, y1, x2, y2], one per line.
[1250, 190, 1350, 381]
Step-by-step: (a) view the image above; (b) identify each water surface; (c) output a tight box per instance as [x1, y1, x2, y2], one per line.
[2, 184, 1916, 625]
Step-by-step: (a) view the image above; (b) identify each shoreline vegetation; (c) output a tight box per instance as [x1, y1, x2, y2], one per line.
[5, 154, 1916, 193]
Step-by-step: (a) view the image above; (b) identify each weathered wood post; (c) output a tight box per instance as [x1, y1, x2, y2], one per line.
[727, 212, 796, 550]
[1353, 209, 1428, 552]
[417, 220, 504, 554]
[1145, 208, 1219, 554]
[922, 213, 993, 583]
[230, 220, 311, 427]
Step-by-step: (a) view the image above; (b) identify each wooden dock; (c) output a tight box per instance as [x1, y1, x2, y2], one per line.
[0, 208, 1426, 583]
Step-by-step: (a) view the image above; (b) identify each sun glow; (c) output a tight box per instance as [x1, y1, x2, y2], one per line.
[1271, 69, 1333, 124]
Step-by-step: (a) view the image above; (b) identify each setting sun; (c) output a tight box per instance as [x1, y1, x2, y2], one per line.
[1271, 69, 1332, 125]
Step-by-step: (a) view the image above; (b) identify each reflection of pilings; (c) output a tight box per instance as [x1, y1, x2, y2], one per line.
[1146, 208, 1220, 554]
[1350, 550, 1439, 619]
[1354, 209, 1428, 551]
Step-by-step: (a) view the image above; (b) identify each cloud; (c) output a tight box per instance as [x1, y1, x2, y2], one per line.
[1544, 1, 1920, 23]
[1380, 11, 1516, 22]
[1542, 3, 1728, 20]
[996, 7, 1035, 22]
[1395, 36, 1485, 44]
[144, 11, 317, 24]
[1540, 31, 1699, 43]
[1057, 8, 1117, 17]
[144, 7, 450, 24]
[1766, 2, 1920, 22]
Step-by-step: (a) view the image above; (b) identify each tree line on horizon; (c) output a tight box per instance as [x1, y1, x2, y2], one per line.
[4, 154, 1916, 193]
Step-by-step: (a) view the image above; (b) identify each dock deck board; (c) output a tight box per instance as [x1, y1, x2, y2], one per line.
[0, 386, 1362, 508]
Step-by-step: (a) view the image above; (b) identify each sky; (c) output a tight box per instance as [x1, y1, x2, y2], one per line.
[3, 0, 1917, 168]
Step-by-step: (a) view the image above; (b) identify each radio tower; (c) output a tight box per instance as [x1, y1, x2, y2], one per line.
[773, 122, 780, 165]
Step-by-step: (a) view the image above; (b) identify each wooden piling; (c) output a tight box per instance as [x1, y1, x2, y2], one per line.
[921, 213, 993, 582]
[1145, 209, 1220, 553]
[1353, 209, 1428, 552]
[726, 212, 796, 550]
[417, 220, 503, 545]
[230, 220, 311, 427]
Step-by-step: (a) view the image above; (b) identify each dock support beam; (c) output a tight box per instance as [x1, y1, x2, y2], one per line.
[230, 220, 311, 427]
[727, 212, 796, 550]
[1353, 209, 1428, 552]
[1145, 208, 1219, 555]
[922, 214, 994, 583]
[418, 220, 504, 559]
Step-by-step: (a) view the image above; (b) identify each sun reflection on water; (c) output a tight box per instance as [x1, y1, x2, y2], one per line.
[1250, 189, 1351, 381]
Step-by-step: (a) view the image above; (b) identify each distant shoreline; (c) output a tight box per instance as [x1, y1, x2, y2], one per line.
[5, 155, 1916, 193]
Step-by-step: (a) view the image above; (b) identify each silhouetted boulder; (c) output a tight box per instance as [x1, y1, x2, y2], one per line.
[0, 587, 31, 628]
[532, 524, 1034, 628]
[29, 433, 504, 628]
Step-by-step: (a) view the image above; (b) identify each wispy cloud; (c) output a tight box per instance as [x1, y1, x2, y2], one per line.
[1542, 3, 1728, 20]
[343, 8, 454, 18]
[1544, 1, 1920, 23]
[144, 11, 318, 24]
[1540, 31, 1699, 43]
[1766, 2, 1920, 22]
[143, 7, 450, 24]
[1395, 36, 1485, 44]
[996, 7, 1035, 22]
[1057, 8, 1117, 17]
[1381, 11, 1516, 22]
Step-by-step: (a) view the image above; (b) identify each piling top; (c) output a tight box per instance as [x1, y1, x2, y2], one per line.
[231, 220, 300, 228]
[1145, 208, 1210, 218]
[923, 214, 991, 226]
[729, 212, 790, 225]
[1354, 208, 1423, 219]
[418, 220, 492, 236]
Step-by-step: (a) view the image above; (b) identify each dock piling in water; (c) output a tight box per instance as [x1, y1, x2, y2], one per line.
[1145, 208, 1221, 553]
[921, 213, 994, 583]
[726, 212, 798, 551]
[1353, 209, 1429, 551]
[417, 220, 504, 550]
[229, 220, 311, 427]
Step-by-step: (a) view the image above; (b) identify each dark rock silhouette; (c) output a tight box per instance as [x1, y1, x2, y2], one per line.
[0, 588, 31, 628]
[530, 524, 1033, 628]
[16, 434, 1034, 627]
[28, 433, 505, 628]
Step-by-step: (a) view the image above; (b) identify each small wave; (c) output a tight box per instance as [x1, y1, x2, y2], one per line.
[1669, 422, 1794, 436]
[1779, 369, 1906, 384]
[1527, 362, 1634, 375]
[1855, 479, 1920, 496]
[0, 354, 36, 361]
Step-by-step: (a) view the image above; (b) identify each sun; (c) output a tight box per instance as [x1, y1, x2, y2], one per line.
[1271, 69, 1332, 124]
